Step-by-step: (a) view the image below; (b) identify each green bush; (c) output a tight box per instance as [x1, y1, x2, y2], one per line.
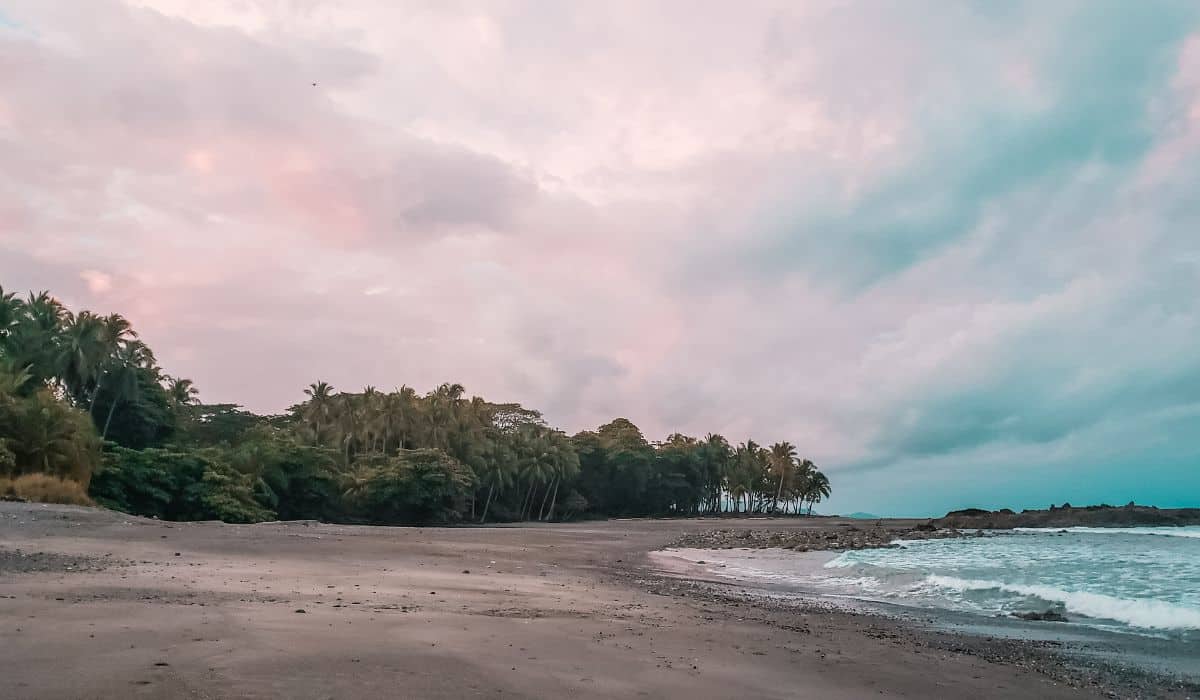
[344, 449, 473, 524]
[89, 446, 274, 523]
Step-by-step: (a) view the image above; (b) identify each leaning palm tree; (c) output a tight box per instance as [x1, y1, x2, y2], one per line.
[477, 449, 516, 523]
[88, 313, 138, 417]
[803, 469, 831, 515]
[98, 339, 155, 441]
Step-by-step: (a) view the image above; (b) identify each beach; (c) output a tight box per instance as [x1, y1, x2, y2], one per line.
[0, 502, 1191, 699]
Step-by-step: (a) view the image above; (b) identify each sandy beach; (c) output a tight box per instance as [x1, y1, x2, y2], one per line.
[0, 502, 1190, 699]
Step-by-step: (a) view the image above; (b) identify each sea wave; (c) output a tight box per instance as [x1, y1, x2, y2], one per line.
[926, 575, 1200, 630]
[1013, 526, 1200, 539]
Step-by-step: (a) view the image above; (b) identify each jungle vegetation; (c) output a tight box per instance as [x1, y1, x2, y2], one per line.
[0, 286, 832, 524]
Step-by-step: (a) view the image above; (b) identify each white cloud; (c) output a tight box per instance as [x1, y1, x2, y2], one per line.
[1, 0, 1198, 513]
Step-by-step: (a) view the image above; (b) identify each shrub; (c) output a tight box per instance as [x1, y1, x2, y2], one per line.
[0, 473, 93, 505]
[0, 389, 100, 486]
[344, 448, 474, 524]
[89, 445, 275, 523]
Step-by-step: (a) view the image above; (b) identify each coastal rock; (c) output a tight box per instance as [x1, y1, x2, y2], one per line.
[671, 524, 968, 553]
[1012, 611, 1069, 623]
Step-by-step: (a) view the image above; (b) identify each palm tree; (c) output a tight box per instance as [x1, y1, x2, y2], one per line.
[165, 376, 199, 407]
[361, 386, 382, 452]
[701, 433, 732, 513]
[768, 441, 797, 514]
[59, 311, 106, 406]
[302, 381, 336, 445]
[423, 382, 465, 451]
[88, 313, 138, 417]
[0, 286, 21, 343]
[803, 469, 831, 515]
[477, 447, 516, 523]
[99, 339, 155, 440]
[7, 291, 67, 390]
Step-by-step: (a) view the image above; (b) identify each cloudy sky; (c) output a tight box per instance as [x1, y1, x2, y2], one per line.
[3, 1, 1199, 515]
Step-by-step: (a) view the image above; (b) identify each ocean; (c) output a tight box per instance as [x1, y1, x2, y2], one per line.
[667, 526, 1200, 642]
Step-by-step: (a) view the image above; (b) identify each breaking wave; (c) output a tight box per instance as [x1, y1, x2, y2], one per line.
[1013, 526, 1200, 539]
[925, 575, 1200, 631]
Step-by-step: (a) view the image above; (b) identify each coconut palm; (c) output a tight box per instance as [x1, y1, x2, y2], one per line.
[94, 339, 158, 441]
[59, 311, 107, 406]
[302, 381, 336, 445]
[802, 469, 831, 515]
[768, 441, 797, 513]
[165, 376, 199, 407]
[88, 313, 139, 417]
[0, 285, 21, 342]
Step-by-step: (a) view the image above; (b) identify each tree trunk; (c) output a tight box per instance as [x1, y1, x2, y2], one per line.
[521, 481, 536, 521]
[774, 474, 785, 514]
[88, 372, 104, 418]
[480, 484, 496, 524]
[101, 396, 119, 440]
[545, 478, 561, 521]
[538, 477, 556, 521]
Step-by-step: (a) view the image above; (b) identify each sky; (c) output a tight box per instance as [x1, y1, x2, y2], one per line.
[1, 1, 1199, 517]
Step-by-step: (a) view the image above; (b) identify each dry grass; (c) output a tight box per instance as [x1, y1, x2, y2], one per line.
[0, 473, 93, 506]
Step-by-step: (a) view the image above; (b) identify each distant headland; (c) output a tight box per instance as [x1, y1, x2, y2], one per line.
[934, 502, 1200, 529]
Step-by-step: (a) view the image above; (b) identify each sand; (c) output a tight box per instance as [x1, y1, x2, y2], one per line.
[0, 502, 1175, 699]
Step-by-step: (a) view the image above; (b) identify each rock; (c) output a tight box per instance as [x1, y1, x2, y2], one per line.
[1012, 611, 1068, 622]
[294, 609, 306, 614]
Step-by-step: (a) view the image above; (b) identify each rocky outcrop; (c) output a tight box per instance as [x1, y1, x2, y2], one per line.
[935, 503, 1200, 530]
[671, 523, 971, 552]
[1012, 610, 1069, 622]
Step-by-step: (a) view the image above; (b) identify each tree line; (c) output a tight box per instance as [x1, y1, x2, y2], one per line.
[0, 286, 831, 524]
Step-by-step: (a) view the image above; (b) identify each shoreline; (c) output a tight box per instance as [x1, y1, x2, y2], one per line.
[637, 545, 1200, 691]
[2, 503, 1196, 699]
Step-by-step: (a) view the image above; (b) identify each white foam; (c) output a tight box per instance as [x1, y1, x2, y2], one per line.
[1013, 526, 1200, 539]
[926, 575, 1200, 630]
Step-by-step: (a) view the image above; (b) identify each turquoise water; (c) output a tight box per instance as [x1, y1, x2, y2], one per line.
[826, 527, 1200, 638]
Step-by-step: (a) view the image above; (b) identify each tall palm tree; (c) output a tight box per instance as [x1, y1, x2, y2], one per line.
[768, 441, 797, 514]
[701, 433, 731, 513]
[360, 386, 382, 452]
[99, 339, 155, 440]
[477, 446, 516, 523]
[424, 383, 464, 451]
[302, 381, 336, 445]
[59, 311, 106, 405]
[333, 393, 361, 465]
[88, 314, 138, 417]
[803, 469, 831, 515]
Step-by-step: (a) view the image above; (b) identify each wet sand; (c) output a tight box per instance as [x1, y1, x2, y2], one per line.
[0, 503, 1185, 699]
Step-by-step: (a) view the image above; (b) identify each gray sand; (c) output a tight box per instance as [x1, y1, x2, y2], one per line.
[0, 503, 1169, 699]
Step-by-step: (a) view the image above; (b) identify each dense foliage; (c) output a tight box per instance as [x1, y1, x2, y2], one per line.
[1, 286, 832, 523]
